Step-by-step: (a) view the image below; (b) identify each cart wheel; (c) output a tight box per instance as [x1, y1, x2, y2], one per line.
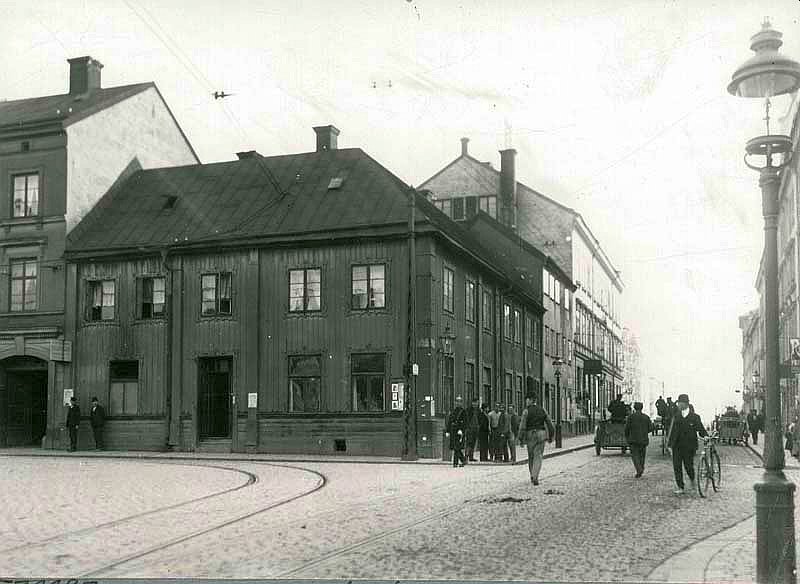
[595, 443, 601, 456]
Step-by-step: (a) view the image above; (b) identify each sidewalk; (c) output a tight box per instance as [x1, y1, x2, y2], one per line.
[0, 433, 593, 466]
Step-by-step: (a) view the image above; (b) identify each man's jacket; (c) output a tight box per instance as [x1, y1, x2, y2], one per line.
[625, 412, 652, 445]
[66, 405, 81, 427]
[668, 411, 707, 451]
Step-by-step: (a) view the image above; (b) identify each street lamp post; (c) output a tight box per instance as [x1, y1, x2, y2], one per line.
[729, 20, 800, 584]
[553, 357, 564, 448]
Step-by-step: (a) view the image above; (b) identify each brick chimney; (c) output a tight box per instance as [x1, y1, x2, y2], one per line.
[499, 149, 517, 230]
[460, 137, 469, 156]
[313, 125, 340, 152]
[68, 56, 103, 95]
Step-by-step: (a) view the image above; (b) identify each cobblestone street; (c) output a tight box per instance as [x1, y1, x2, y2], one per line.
[0, 442, 767, 580]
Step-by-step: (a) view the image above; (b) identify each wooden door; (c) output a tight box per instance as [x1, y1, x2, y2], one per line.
[6, 371, 47, 446]
[198, 357, 232, 439]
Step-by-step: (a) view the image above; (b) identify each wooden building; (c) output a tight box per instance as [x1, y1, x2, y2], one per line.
[64, 126, 547, 456]
[0, 56, 198, 448]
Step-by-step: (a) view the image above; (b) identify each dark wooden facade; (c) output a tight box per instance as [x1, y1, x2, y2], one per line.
[65, 226, 544, 457]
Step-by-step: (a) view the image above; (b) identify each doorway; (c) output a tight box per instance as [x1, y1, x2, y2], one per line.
[3, 357, 48, 447]
[198, 357, 232, 440]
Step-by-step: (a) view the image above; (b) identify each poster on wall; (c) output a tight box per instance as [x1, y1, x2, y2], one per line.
[248, 393, 258, 408]
[63, 388, 74, 405]
[391, 382, 405, 411]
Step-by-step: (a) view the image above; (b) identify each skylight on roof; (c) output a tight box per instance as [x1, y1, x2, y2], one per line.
[328, 177, 344, 190]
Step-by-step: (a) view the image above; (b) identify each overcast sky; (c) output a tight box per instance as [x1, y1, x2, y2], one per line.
[3, 0, 800, 420]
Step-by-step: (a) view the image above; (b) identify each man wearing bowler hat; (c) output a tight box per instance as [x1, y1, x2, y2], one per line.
[446, 396, 468, 467]
[90, 396, 106, 450]
[624, 402, 653, 478]
[668, 393, 707, 494]
[66, 396, 81, 452]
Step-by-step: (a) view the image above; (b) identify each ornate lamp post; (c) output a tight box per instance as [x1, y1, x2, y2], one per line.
[439, 324, 456, 411]
[553, 357, 565, 448]
[729, 20, 800, 584]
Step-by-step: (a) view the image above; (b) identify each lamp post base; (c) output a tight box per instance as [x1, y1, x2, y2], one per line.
[755, 470, 797, 584]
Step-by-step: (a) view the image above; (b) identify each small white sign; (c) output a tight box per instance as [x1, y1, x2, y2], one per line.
[63, 388, 74, 405]
[248, 393, 257, 408]
[412, 363, 419, 376]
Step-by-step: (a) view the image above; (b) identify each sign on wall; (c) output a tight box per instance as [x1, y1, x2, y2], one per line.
[63, 388, 74, 405]
[391, 382, 405, 411]
[248, 393, 257, 408]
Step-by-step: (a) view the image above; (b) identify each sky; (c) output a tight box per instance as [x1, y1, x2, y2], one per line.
[3, 0, 800, 421]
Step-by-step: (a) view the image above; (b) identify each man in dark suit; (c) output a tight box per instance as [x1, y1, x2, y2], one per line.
[747, 410, 758, 444]
[445, 396, 468, 467]
[624, 401, 653, 478]
[608, 394, 628, 422]
[477, 403, 490, 461]
[464, 397, 480, 462]
[668, 393, 707, 494]
[66, 397, 81, 452]
[90, 396, 106, 450]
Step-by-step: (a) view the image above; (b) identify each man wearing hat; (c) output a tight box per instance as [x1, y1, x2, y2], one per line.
[624, 402, 653, 478]
[445, 396, 468, 467]
[90, 396, 106, 450]
[488, 402, 509, 462]
[668, 393, 707, 494]
[65, 396, 81, 452]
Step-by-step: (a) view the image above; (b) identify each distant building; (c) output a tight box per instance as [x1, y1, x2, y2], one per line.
[420, 138, 623, 428]
[63, 126, 547, 456]
[0, 56, 198, 448]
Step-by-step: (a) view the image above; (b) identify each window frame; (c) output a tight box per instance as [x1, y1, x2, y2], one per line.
[351, 352, 387, 412]
[289, 267, 322, 313]
[139, 275, 166, 320]
[288, 354, 322, 413]
[513, 308, 522, 344]
[465, 279, 476, 323]
[86, 279, 116, 322]
[351, 263, 386, 311]
[482, 290, 493, 331]
[503, 303, 512, 340]
[11, 171, 40, 218]
[9, 257, 38, 312]
[200, 272, 233, 317]
[465, 361, 475, 400]
[442, 267, 455, 313]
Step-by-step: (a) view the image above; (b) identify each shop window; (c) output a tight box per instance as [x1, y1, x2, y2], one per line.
[352, 353, 386, 411]
[289, 355, 321, 412]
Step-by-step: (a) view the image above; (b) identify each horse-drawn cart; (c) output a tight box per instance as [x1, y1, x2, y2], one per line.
[718, 408, 748, 445]
[594, 419, 628, 455]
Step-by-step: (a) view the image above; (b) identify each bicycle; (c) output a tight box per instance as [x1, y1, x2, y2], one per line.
[696, 431, 721, 497]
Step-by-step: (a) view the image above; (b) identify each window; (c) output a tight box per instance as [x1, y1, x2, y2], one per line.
[289, 355, 321, 412]
[504, 372, 513, 408]
[443, 355, 454, 411]
[9, 258, 37, 312]
[516, 375, 523, 412]
[12, 173, 39, 217]
[452, 198, 465, 221]
[513, 309, 521, 343]
[465, 280, 476, 323]
[465, 362, 475, 400]
[141, 276, 165, 319]
[479, 196, 497, 218]
[564, 288, 570, 311]
[109, 360, 138, 415]
[352, 353, 385, 411]
[88, 280, 115, 321]
[525, 314, 533, 348]
[543, 269, 549, 297]
[438, 199, 451, 217]
[352, 264, 385, 309]
[443, 267, 454, 312]
[482, 366, 492, 405]
[465, 197, 477, 218]
[201, 272, 232, 315]
[483, 291, 493, 331]
[544, 326, 550, 355]
[503, 303, 512, 339]
[289, 268, 321, 312]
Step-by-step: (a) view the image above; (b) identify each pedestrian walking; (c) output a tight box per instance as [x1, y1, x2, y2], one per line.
[747, 410, 759, 445]
[655, 395, 667, 435]
[624, 402, 652, 478]
[445, 396, 468, 467]
[90, 396, 106, 450]
[488, 403, 503, 461]
[507, 404, 520, 463]
[477, 403, 490, 461]
[517, 394, 555, 485]
[668, 393, 707, 495]
[66, 396, 81, 452]
[465, 397, 480, 462]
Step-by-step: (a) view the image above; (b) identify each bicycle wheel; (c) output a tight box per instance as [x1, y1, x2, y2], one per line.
[711, 449, 721, 491]
[696, 456, 711, 498]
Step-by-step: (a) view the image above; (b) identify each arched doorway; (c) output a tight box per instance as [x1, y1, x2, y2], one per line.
[1, 356, 48, 447]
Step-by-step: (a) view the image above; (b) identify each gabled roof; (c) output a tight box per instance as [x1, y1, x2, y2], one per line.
[0, 83, 154, 129]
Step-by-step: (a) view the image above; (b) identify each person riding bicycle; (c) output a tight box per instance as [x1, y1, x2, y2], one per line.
[668, 393, 707, 495]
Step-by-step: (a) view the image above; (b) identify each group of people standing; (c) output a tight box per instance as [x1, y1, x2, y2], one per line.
[65, 396, 106, 452]
[446, 394, 555, 485]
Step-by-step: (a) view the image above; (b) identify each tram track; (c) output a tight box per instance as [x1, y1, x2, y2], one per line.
[78, 462, 327, 579]
[0, 459, 258, 555]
